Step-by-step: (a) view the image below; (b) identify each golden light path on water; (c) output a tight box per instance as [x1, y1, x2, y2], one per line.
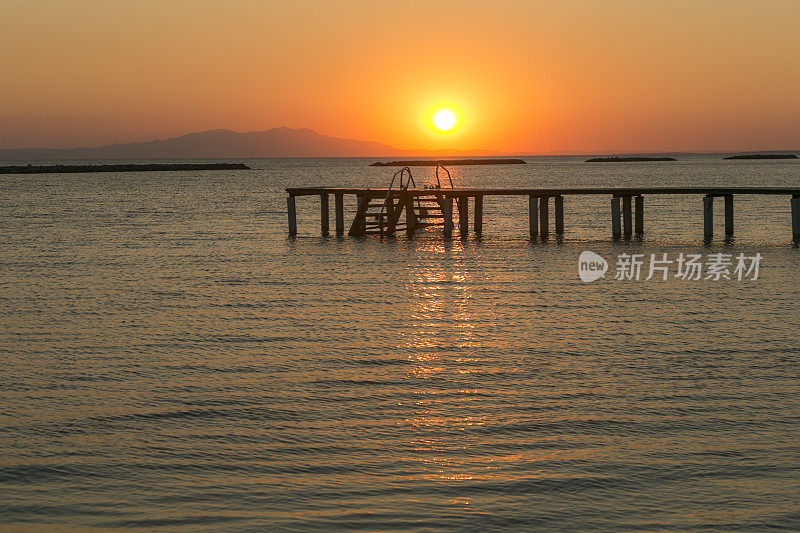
[399, 241, 550, 494]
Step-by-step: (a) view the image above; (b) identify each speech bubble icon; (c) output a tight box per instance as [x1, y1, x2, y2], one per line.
[578, 251, 608, 282]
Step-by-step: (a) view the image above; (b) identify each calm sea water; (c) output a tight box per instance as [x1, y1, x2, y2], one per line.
[1, 157, 799, 531]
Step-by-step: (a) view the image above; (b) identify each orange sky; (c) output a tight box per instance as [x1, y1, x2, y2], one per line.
[1, 0, 798, 153]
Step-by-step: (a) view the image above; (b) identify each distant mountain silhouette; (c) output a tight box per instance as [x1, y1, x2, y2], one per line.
[0, 127, 500, 160]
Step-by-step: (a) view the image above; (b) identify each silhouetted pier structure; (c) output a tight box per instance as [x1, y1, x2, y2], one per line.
[286, 185, 800, 243]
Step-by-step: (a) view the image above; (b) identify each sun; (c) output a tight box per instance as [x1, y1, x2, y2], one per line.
[432, 109, 457, 132]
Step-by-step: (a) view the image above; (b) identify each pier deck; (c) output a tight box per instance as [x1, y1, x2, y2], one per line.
[286, 187, 800, 242]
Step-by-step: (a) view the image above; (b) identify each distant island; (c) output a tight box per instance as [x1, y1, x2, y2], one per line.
[585, 156, 677, 163]
[724, 154, 797, 160]
[371, 158, 526, 167]
[0, 163, 250, 174]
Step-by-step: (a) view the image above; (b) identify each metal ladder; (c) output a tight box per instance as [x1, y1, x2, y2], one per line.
[349, 165, 456, 236]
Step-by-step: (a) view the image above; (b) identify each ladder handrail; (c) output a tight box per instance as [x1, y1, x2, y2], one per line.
[434, 165, 454, 189]
[378, 167, 415, 233]
[431, 164, 460, 222]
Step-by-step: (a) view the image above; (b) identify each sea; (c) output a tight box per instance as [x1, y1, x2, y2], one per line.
[1, 156, 799, 531]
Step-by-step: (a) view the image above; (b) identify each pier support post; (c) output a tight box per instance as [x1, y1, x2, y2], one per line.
[405, 193, 416, 238]
[385, 196, 396, 235]
[611, 196, 621, 239]
[443, 196, 454, 236]
[288, 195, 297, 236]
[704, 195, 714, 239]
[724, 194, 734, 238]
[792, 196, 800, 241]
[349, 193, 367, 236]
[555, 195, 564, 236]
[622, 195, 632, 239]
[334, 193, 344, 236]
[634, 195, 644, 236]
[528, 194, 539, 239]
[539, 196, 549, 238]
[474, 195, 483, 234]
[459, 196, 469, 237]
[320, 193, 329, 236]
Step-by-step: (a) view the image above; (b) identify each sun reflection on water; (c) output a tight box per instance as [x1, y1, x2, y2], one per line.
[397, 240, 500, 487]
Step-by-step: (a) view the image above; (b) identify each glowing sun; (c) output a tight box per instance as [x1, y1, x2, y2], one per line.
[432, 109, 457, 132]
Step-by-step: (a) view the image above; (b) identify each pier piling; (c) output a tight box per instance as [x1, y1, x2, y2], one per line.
[792, 196, 800, 241]
[724, 194, 734, 238]
[288, 195, 297, 236]
[405, 193, 416, 238]
[622, 195, 632, 238]
[320, 193, 329, 236]
[474, 195, 483, 234]
[459, 197, 469, 237]
[611, 196, 621, 239]
[555, 195, 564, 236]
[443, 197, 454, 236]
[635, 195, 644, 236]
[529, 194, 539, 239]
[704, 195, 714, 239]
[540, 196, 550, 239]
[349, 193, 367, 236]
[335, 193, 344, 236]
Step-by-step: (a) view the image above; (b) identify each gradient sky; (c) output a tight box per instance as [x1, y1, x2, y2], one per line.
[1, 0, 798, 153]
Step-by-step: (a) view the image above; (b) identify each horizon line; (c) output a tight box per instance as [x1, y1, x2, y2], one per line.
[0, 126, 797, 157]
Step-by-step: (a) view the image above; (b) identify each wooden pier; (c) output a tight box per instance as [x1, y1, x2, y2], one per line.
[286, 186, 800, 243]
